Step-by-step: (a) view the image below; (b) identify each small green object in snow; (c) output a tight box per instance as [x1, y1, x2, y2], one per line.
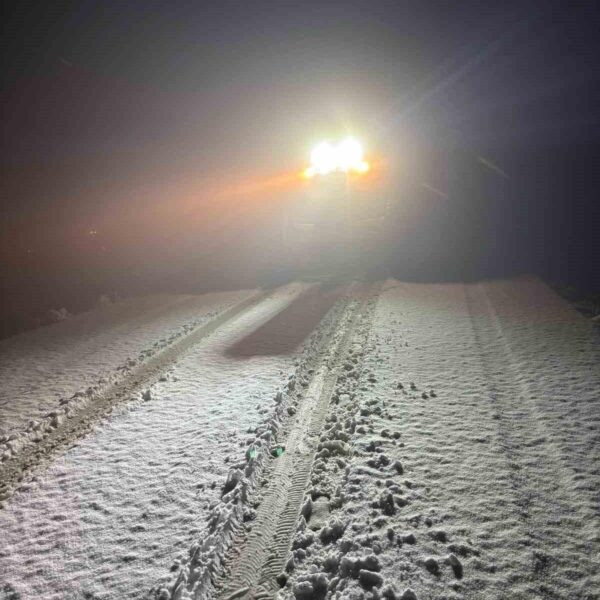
[248, 448, 258, 460]
[272, 446, 285, 458]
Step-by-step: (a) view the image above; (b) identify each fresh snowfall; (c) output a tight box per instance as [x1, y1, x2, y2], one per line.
[0, 278, 598, 600]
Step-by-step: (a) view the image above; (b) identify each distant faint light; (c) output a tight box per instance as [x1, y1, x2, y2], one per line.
[305, 138, 370, 177]
[89, 229, 98, 236]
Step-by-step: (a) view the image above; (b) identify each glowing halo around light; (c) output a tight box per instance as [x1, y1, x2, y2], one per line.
[304, 138, 370, 177]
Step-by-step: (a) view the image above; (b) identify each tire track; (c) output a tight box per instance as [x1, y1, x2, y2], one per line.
[218, 284, 378, 600]
[466, 283, 599, 599]
[485, 279, 600, 516]
[0, 291, 268, 503]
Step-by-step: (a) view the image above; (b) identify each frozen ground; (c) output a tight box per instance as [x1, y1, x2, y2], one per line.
[0, 277, 598, 600]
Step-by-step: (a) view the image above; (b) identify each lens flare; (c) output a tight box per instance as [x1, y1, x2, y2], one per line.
[356, 160, 370, 173]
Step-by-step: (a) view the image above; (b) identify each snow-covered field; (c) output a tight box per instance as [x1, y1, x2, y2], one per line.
[0, 277, 598, 600]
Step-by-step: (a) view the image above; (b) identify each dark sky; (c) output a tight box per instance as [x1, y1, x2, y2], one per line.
[2, 0, 600, 324]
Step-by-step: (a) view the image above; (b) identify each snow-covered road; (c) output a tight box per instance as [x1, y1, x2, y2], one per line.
[0, 277, 598, 600]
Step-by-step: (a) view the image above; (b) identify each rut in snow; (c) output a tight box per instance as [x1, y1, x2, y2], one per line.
[465, 281, 600, 597]
[216, 284, 379, 600]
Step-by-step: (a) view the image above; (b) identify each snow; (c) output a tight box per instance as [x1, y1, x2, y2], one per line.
[0, 290, 254, 440]
[1, 277, 598, 600]
[0, 283, 317, 599]
[280, 277, 600, 600]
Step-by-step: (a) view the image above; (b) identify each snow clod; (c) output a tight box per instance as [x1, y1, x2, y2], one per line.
[323, 552, 341, 573]
[293, 580, 314, 599]
[359, 554, 381, 572]
[317, 440, 349, 456]
[292, 532, 315, 550]
[301, 497, 313, 520]
[222, 469, 243, 495]
[319, 518, 346, 544]
[429, 529, 447, 543]
[339, 556, 359, 577]
[286, 555, 296, 573]
[447, 553, 463, 579]
[378, 492, 396, 516]
[358, 568, 384, 588]
[424, 556, 440, 575]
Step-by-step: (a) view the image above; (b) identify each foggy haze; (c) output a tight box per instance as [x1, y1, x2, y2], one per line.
[2, 0, 600, 336]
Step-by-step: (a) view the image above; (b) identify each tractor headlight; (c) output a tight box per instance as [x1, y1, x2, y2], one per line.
[304, 138, 370, 178]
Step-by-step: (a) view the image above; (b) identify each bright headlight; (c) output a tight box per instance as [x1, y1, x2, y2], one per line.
[337, 138, 363, 172]
[311, 141, 338, 175]
[305, 138, 369, 177]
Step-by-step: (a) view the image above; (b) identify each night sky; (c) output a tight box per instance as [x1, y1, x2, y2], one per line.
[2, 1, 600, 334]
